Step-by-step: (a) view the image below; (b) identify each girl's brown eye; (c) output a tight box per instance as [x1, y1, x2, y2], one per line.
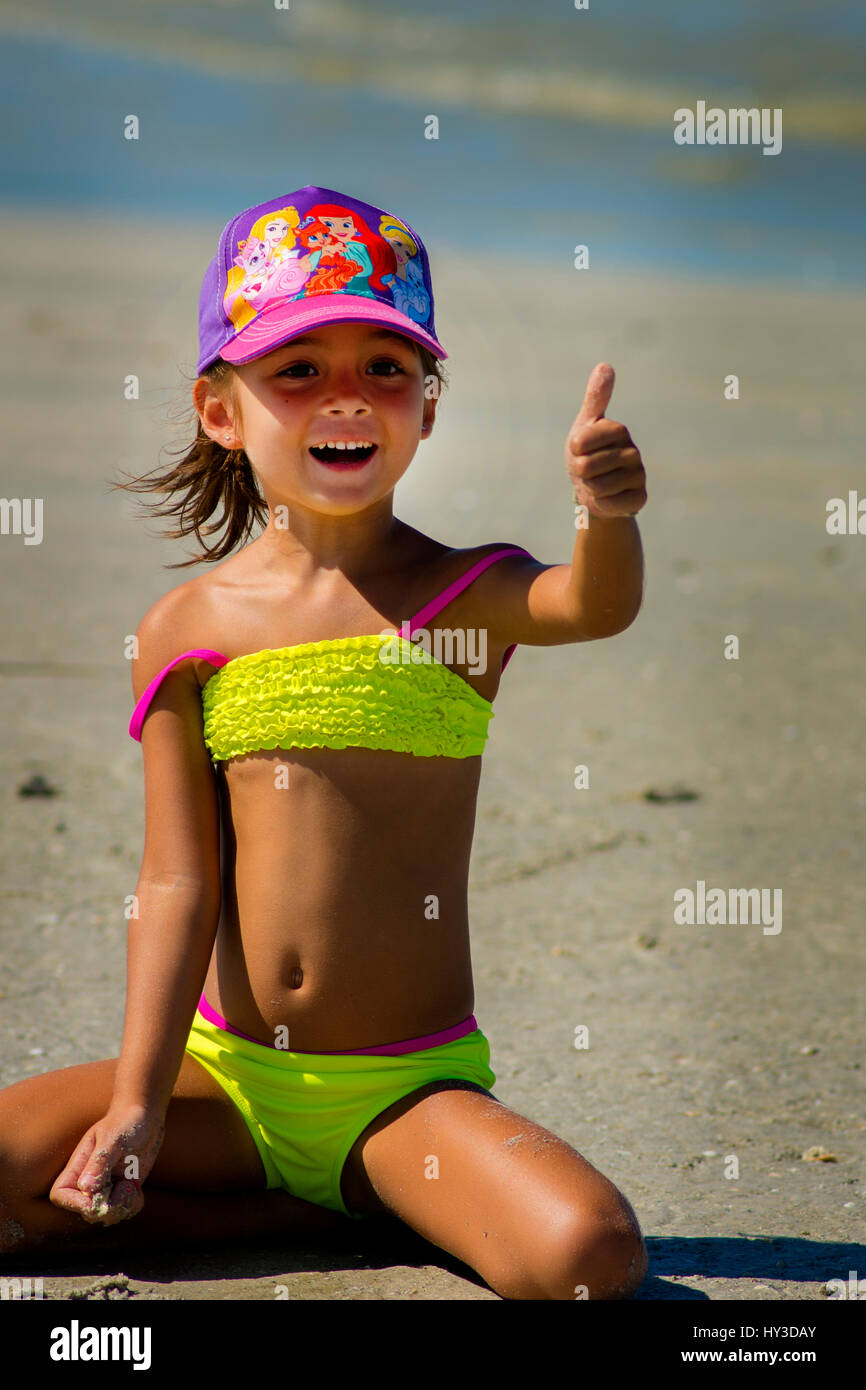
[278, 359, 404, 378]
[278, 363, 314, 378]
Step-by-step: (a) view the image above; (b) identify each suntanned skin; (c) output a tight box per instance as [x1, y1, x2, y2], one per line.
[193, 530, 507, 1052]
[0, 323, 651, 1299]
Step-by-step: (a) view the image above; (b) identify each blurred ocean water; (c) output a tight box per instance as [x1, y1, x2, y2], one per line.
[0, 0, 863, 288]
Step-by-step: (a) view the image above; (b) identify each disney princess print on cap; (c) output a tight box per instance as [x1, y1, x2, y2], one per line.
[197, 185, 447, 374]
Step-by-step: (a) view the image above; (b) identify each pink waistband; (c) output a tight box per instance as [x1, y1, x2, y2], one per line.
[195, 993, 478, 1055]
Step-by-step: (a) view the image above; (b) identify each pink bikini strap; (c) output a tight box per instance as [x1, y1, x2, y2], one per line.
[129, 547, 534, 739]
[129, 648, 228, 741]
[401, 546, 533, 673]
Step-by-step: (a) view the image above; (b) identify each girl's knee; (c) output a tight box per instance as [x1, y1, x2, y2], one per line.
[536, 1197, 648, 1301]
[566, 1200, 647, 1301]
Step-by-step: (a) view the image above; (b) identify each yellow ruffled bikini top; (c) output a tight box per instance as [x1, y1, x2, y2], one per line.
[129, 547, 532, 763]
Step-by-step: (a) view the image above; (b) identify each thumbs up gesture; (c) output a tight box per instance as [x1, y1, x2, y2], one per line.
[565, 364, 647, 519]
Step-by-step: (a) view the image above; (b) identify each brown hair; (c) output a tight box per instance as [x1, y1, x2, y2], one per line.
[112, 343, 447, 569]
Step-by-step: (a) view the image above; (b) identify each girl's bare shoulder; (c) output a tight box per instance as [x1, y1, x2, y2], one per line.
[431, 538, 533, 585]
[132, 552, 250, 678]
[392, 533, 533, 621]
[407, 530, 526, 576]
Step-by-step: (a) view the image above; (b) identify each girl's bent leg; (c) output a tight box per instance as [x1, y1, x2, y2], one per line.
[0, 1054, 347, 1261]
[346, 1082, 648, 1301]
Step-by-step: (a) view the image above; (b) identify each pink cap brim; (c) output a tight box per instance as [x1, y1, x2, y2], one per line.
[220, 294, 447, 364]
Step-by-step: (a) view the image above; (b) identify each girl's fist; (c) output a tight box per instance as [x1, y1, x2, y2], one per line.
[565, 364, 647, 518]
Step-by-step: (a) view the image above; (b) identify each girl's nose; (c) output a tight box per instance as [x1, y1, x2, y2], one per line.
[320, 375, 374, 408]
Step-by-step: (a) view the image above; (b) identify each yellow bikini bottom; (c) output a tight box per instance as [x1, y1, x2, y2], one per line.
[184, 1007, 497, 1219]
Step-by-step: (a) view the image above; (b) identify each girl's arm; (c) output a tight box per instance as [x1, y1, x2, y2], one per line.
[50, 594, 222, 1225]
[112, 594, 222, 1112]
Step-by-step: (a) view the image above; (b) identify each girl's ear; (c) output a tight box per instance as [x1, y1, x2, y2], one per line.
[193, 378, 237, 445]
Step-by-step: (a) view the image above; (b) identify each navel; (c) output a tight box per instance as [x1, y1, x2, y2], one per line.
[289, 965, 304, 990]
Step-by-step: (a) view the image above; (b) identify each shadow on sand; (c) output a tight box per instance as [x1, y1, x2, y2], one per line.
[4, 1221, 862, 1301]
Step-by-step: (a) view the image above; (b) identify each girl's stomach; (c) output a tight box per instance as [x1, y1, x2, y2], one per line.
[202, 746, 483, 1051]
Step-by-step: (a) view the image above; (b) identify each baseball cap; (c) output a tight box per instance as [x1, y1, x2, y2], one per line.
[197, 184, 447, 375]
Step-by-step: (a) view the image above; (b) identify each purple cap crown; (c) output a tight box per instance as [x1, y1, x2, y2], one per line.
[197, 185, 447, 375]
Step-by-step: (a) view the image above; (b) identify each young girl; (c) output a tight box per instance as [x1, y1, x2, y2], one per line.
[0, 185, 648, 1301]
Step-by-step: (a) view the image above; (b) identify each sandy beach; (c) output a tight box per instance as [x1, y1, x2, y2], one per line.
[1, 203, 864, 1300]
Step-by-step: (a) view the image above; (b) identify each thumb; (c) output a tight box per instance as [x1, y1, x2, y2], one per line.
[49, 1131, 110, 1211]
[575, 362, 615, 426]
[78, 1146, 115, 1193]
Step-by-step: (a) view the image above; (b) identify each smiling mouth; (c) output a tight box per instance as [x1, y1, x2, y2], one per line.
[309, 443, 377, 464]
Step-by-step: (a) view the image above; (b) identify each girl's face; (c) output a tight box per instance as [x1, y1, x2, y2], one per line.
[208, 322, 436, 516]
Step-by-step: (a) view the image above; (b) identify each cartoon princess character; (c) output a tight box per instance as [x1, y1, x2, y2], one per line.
[223, 205, 310, 328]
[379, 215, 431, 324]
[306, 203, 396, 299]
[250, 206, 301, 265]
[261, 216, 292, 262]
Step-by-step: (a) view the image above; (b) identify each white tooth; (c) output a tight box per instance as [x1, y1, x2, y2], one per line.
[326, 441, 337, 449]
[346, 442, 357, 450]
[335, 441, 346, 450]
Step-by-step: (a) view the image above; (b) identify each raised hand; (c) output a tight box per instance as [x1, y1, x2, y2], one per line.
[564, 364, 647, 519]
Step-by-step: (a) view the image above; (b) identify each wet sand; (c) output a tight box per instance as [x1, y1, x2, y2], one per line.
[0, 205, 864, 1299]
